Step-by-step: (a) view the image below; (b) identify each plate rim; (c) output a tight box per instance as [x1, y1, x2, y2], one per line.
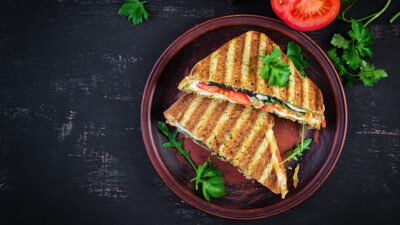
[141, 14, 348, 220]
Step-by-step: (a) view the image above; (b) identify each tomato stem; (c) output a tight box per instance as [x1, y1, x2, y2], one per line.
[389, 11, 400, 23]
[338, 0, 391, 27]
[363, 0, 391, 27]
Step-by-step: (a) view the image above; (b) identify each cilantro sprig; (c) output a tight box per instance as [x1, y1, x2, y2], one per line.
[327, 19, 387, 87]
[118, 0, 149, 25]
[286, 42, 309, 77]
[281, 124, 312, 164]
[260, 47, 291, 87]
[157, 121, 226, 201]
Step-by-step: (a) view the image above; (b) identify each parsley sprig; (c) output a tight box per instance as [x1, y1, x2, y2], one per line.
[286, 42, 309, 77]
[260, 47, 291, 87]
[281, 124, 312, 164]
[157, 121, 226, 201]
[118, 0, 149, 25]
[327, 19, 388, 87]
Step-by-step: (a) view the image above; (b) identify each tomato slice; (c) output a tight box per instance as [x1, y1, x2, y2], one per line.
[226, 91, 251, 105]
[196, 82, 251, 105]
[271, 0, 340, 31]
[321, 116, 326, 128]
[196, 82, 220, 93]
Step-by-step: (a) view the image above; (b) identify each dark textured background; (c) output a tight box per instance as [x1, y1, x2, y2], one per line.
[0, 0, 399, 224]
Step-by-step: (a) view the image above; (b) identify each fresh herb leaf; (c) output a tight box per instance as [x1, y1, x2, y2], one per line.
[327, 20, 387, 87]
[158, 121, 226, 201]
[192, 160, 226, 201]
[260, 47, 291, 87]
[331, 34, 350, 49]
[281, 124, 312, 164]
[359, 61, 388, 86]
[286, 42, 309, 77]
[343, 47, 362, 70]
[118, 0, 149, 25]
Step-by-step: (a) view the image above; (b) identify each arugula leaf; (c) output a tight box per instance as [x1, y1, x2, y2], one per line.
[158, 121, 226, 201]
[118, 0, 149, 25]
[281, 125, 312, 164]
[192, 160, 226, 201]
[286, 42, 309, 77]
[260, 47, 291, 87]
[359, 61, 388, 86]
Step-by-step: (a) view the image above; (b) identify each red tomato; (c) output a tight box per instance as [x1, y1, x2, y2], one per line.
[196, 82, 220, 93]
[196, 82, 251, 105]
[321, 116, 326, 128]
[226, 91, 251, 106]
[270, 0, 340, 32]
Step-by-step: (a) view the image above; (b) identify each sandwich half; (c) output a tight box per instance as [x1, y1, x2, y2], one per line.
[178, 30, 325, 129]
[164, 93, 288, 198]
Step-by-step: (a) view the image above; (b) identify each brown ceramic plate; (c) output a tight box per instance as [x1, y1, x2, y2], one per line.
[141, 15, 347, 220]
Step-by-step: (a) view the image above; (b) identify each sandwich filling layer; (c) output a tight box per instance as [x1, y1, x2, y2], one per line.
[186, 80, 325, 128]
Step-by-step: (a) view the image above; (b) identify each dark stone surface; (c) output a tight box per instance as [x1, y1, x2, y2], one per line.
[0, 0, 399, 224]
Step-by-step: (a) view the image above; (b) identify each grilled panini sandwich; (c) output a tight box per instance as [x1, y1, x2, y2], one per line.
[164, 93, 288, 198]
[178, 30, 325, 129]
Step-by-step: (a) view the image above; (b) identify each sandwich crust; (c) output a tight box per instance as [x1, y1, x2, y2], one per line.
[164, 94, 288, 198]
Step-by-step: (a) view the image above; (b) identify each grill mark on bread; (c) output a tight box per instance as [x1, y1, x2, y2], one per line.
[224, 39, 237, 84]
[184, 97, 212, 132]
[236, 119, 270, 171]
[178, 95, 203, 126]
[164, 94, 195, 122]
[232, 112, 266, 165]
[215, 106, 252, 155]
[191, 57, 211, 80]
[230, 35, 246, 86]
[214, 45, 228, 83]
[240, 31, 253, 89]
[220, 109, 260, 161]
[248, 32, 260, 90]
[209, 50, 219, 81]
[250, 139, 273, 180]
[194, 101, 230, 140]
[191, 100, 219, 134]
[206, 104, 242, 150]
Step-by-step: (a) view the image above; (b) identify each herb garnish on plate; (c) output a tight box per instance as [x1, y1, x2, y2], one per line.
[157, 121, 226, 201]
[281, 124, 312, 164]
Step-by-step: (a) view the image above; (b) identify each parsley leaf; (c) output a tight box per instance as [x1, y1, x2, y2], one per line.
[327, 19, 387, 87]
[348, 20, 374, 58]
[286, 42, 309, 77]
[343, 47, 362, 70]
[359, 61, 388, 86]
[118, 0, 149, 26]
[157, 121, 226, 201]
[191, 160, 226, 201]
[281, 125, 312, 164]
[260, 47, 291, 87]
[331, 34, 350, 49]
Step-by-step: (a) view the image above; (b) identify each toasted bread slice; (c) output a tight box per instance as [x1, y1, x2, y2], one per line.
[178, 30, 325, 129]
[164, 93, 288, 198]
